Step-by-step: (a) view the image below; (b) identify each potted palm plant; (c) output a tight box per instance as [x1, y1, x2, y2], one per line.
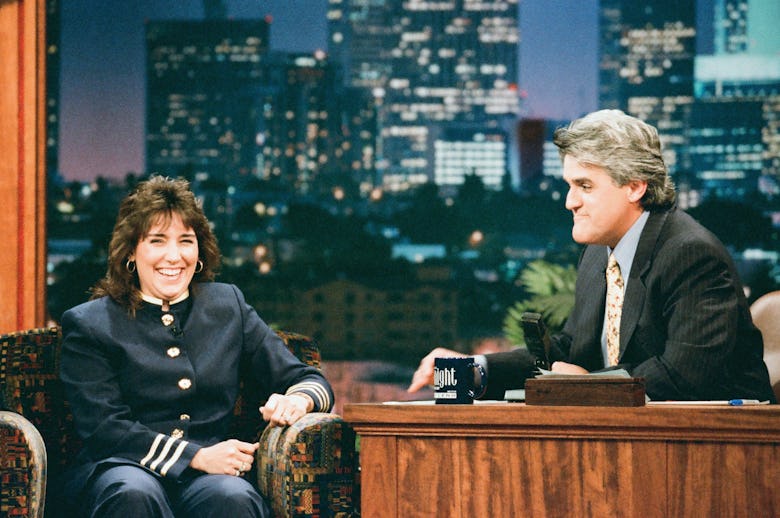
[503, 260, 576, 347]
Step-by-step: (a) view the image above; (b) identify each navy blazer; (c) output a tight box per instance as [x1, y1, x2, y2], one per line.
[484, 206, 775, 402]
[60, 282, 333, 482]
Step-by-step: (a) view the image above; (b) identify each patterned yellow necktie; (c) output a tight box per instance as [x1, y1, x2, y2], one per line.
[605, 254, 624, 366]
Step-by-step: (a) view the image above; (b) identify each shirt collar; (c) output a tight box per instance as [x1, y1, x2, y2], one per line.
[140, 290, 190, 307]
[608, 210, 649, 281]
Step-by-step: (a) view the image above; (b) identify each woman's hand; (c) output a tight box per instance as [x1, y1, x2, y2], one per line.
[190, 438, 258, 476]
[407, 347, 466, 393]
[260, 393, 313, 427]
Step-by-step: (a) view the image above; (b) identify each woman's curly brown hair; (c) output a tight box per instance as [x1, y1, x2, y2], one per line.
[91, 175, 221, 315]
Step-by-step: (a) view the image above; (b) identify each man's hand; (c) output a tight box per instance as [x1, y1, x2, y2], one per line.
[550, 361, 589, 375]
[190, 439, 259, 476]
[407, 347, 466, 393]
[260, 393, 313, 427]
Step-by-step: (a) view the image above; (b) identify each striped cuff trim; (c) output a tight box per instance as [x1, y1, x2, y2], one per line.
[286, 381, 332, 412]
[140, 433, 189, 476]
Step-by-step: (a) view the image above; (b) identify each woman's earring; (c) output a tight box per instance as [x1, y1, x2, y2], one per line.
[126, 260, 136, 273]
[194, 260, 204, 273]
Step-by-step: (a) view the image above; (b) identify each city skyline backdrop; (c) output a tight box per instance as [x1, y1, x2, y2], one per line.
[45, 0, 779, 357]
[58, 0, 712, 183]
[58, 0, 715, 185]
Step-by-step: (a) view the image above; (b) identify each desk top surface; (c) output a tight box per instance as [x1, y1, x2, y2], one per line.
[343, 401, 780, 442]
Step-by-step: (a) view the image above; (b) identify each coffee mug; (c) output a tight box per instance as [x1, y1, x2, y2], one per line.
[434, 357, 479, 404]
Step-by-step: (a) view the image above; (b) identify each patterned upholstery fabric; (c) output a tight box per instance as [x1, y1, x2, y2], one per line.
[0, 327, 359, 518]
[0, 411, 47, 518]
[259, 413, 358, 518]
[276, 330, 323, 370]
[0, 327, 79, 478]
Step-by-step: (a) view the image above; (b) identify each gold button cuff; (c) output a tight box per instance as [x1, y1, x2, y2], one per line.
[171, 428, 184, 439]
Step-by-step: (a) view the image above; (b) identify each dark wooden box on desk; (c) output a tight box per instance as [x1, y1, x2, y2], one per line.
[525, 376, 646, 406]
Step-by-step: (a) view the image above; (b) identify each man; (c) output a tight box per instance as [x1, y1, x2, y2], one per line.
[408, 109, 775, 402]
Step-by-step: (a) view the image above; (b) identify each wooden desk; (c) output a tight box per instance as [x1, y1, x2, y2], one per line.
[344, 402, 780, 518]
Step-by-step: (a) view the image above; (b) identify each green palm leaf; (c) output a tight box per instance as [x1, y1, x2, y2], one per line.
[503, 260, 576, 347]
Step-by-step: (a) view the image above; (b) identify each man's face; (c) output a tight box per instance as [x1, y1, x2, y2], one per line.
[562, 155, 647, 249]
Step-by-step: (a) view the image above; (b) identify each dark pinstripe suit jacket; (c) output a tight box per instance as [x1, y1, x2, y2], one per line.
[484, 206, 775, 402]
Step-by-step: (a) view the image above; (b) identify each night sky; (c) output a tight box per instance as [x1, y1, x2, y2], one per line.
[59, 0, 708, 182]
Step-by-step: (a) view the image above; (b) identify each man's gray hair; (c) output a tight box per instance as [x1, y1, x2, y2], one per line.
[553, 109, 676, 210]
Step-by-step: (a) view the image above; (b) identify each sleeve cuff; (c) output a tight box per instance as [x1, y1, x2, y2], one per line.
[472, 355, 488, 399]
[285, 381, 333, 412]
[138, 433, 199, 479]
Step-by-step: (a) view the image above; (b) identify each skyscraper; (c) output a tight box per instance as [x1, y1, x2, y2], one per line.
[257, 51, 376, 199]
[327, 0, 520, 192]
[690, 0, 780, 198]
[46, 0, 60, 179]
[145, 19, 270, 184]
[598, 0, 697, 173]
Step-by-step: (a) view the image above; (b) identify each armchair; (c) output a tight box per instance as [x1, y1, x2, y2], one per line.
[0, 327, 358, 517]
[751, 290, 780, 402]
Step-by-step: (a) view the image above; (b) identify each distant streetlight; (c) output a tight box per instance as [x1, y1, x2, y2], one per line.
[254, 244, 267, 262]
[469, 230, 484, 247]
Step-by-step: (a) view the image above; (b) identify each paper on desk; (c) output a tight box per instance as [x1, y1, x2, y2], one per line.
[382, 399, 507, 405]
[504, 389, 525, 401]
[535, 368, 632, 379]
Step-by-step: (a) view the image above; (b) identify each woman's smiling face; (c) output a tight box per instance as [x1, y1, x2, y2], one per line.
[131, 211, 199, 302]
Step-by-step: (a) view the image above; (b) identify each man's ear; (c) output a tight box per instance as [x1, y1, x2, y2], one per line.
[626, 180, 647, 203]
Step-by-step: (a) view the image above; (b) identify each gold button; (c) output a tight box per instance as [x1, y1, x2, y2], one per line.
[178, 378, 192, 390]
[180, 414, 190, 421]
[171, 428, 184, 439]
[167, 347, 181, 358]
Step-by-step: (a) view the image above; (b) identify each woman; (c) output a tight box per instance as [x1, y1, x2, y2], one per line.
[59, 176, 333, 517]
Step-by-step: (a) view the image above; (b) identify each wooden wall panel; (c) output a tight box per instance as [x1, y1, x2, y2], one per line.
[0, 0, 47, 333]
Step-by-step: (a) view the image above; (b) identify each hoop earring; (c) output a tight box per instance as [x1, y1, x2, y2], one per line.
[126, 260, 136, 273]
[194, 260, 204, 273]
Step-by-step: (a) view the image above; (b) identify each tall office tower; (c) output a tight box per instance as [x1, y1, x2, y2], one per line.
[599, 0, 697, 173]
[45, 0, 60, 178]
[257, 51, 376, 199]
[517, 119, 545, 184]
[517, 118, 569, 181]
[434, 128, 508, 191]
[204, 0, 227, 20]
[145, 19, 270, 185]
[515, 117, 568, 202]
[714, 0, 749, 53]
[327, 0, 520, 192]
[690, 0, 780, 199]
[713, 0, 779, 55]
